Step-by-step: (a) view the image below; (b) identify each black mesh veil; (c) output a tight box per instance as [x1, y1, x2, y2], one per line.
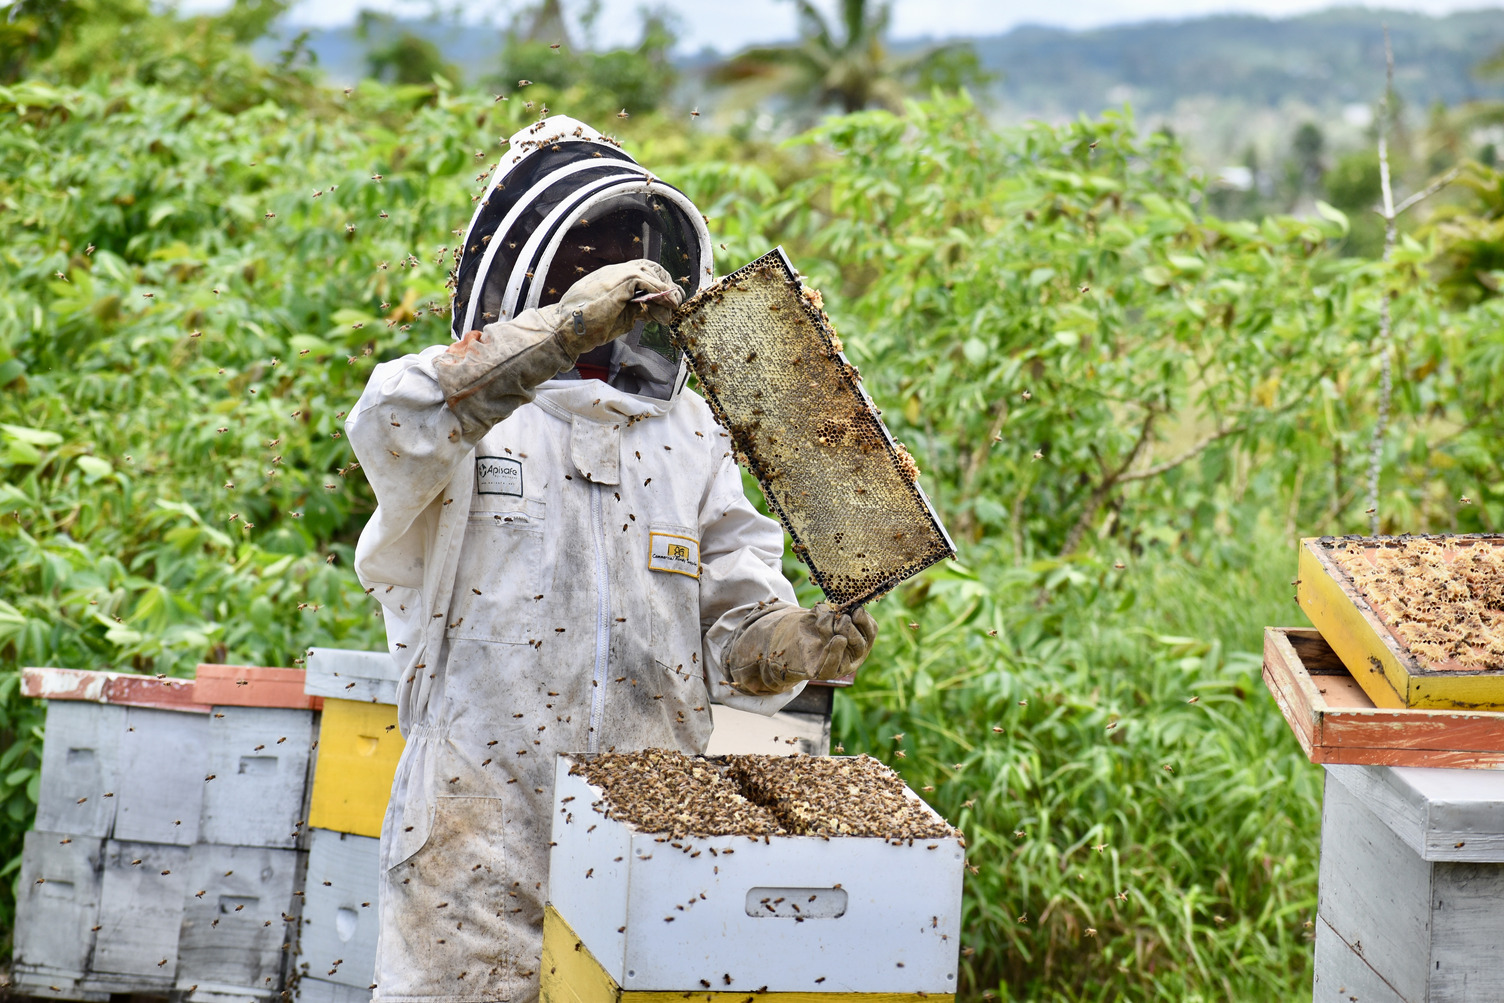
[448, 116, 713, 401]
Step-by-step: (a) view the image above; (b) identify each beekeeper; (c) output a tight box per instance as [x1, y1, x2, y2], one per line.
[347, 115, 878, 1003]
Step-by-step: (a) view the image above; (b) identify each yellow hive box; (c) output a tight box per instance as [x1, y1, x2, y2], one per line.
[1296, 536, 1504, 711]
[541, 906, 950, 1003]
[308, 697, 403, 837]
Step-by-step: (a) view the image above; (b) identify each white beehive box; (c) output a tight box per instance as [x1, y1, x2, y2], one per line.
[200, 706, 315, 849]
[1314, 764, 1504, 1002]
[296, 828, 381, 991]
[92, 838, 192, 988]
[296, 976, 372, 1003]
[11, 830, 105, 997]
[33, 702, 124, 838]
[176, 843, 303, 1003]
[115, 706, 211, 845]
[547, 754, 964, 995]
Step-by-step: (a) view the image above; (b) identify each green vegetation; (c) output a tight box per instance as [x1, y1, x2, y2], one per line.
[5, 4, 1504, 1001]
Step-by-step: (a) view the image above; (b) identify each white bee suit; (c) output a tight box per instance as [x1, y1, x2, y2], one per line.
[346, 337, 801, 1002]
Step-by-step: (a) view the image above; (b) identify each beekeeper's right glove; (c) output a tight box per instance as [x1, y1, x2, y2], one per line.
[434, 259, 682, 442]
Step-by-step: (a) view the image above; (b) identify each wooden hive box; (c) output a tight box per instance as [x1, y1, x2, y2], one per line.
[10, 831, 106, 1000]
[32, 701, 125, 838]
[91, 838, 193, 990]
[1296, 535, 1504, 710]
[544, 754, 964, 1001]
[1263, 627, 1504, 769]
[295, 828, 381, 993]
[114, 706, 212, 845]
[304, 648, 403, 839]
[200, 705, 316, 849]
[176, 843, 304, 1003]
[1314, 764, 1504, 1002]
[196, 664, 323, 711]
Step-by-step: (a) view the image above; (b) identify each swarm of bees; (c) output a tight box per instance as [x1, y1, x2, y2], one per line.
[1330, 535, 1504, 670]
[572, 750, 957, 841]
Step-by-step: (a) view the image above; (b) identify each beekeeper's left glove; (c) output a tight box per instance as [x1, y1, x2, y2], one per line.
[724, 602, 878, 696]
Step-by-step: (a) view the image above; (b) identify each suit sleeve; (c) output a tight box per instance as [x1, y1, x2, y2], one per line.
[696, 448, 806, 716]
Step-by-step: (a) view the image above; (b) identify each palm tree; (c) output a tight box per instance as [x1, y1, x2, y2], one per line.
[710, 0, 988, 117]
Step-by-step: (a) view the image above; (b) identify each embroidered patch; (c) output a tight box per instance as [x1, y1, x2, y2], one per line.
[476, 456, 523, 497]
[649, 532, 700, 578]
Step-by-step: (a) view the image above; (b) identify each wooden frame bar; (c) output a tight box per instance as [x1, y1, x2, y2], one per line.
[1263, 627, 1504, 769]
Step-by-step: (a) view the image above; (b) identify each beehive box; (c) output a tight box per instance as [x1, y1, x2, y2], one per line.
[10, 830, 106, 999]
[1263, 627, 1504, 769]
[295, 828, 381, 992]
[176, 843, 303, 1002]
[1313, 764, 1504, 1001]
[304, 648, 401, 706]
[200, 705, 315, 849]
[304, 648, 404, 838]
[1297, 535, 1504, 710]
[545, 752, 964, 1000]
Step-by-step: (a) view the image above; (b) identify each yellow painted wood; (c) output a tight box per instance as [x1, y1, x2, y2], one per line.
[540, 906, 954, 1003]
[1296, 542, 1406, 710]
[1296, 539, 1504, 711]
[307, 698, 403, 838]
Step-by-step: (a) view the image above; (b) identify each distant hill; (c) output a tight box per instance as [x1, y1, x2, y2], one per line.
[261, 6, 1504, 162]
[971, 8, 1504, 119]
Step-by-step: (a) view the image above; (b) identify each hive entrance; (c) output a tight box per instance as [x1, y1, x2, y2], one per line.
[569, 750, 957, 841]
[670, 248, 954, 610]
[1328, 535, 1504, 672]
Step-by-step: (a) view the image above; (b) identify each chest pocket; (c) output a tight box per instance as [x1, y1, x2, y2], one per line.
[447, 496, 546, 645]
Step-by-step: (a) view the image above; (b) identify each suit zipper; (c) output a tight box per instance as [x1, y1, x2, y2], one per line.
[587, 481, 611, 753]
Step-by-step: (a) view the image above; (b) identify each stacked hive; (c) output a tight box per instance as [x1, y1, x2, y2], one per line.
[293, 648, 405, 1003]
[12, 665, 316, 1003]
[1266, 535, 1504, 1001]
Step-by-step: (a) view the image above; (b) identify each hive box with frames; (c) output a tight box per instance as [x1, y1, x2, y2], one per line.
[1296, 535, 1504, 710]
[543, 752, 964, 1002]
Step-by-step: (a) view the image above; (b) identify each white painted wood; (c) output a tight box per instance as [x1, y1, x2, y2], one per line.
[303, 649, 399, 706]
[705, 706, 828, 757]
[200, 707, 315, 849]
[12, 830, 104, 977]
[114, 706, 210, 845]
[1318, 771, 1433, 1003]
[34, 701, 124, 837]
[548, 755, 965, 995]
[297, 829, 381, 990]
[1312, 914, 1410, 1002]
[1326, 765, 1504, 864]
[177, 843, 303, 998]
[295, 976, 373, 1003]
[94, 839, 192, 979]
[8, 969, 111, 1002]
[1427, 861, 1504, 1001]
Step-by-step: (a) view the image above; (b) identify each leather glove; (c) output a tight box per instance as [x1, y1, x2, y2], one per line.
[433, 260, 683, 443]
[725, 602, 879, 696]
[550, 258, 682, 356]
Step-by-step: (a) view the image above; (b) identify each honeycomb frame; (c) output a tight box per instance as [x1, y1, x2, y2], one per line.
[670, 248, 955, 611]
[1296, 534, 1504, 710]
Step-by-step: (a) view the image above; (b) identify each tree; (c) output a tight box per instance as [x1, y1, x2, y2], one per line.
[356, 10, 456, 87]
[709, 0, 990, 118]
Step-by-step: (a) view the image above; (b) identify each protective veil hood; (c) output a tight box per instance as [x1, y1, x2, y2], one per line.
[451, 115, 713, 402]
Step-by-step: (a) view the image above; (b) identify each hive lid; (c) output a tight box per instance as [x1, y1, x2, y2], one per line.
[671, 248, 955, 610]
[304, 648, 400, 705]
[21, 666, 208, 713]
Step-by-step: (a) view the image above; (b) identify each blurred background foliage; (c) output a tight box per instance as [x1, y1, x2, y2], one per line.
[3, 0, 1504, 1001]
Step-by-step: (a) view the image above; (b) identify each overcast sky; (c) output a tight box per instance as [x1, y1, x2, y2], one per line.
[174, 0, 1504, 51]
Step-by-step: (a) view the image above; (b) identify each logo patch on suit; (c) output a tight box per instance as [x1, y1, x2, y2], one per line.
[476, 456, 523, 497]
[649, 532, 700, 578]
